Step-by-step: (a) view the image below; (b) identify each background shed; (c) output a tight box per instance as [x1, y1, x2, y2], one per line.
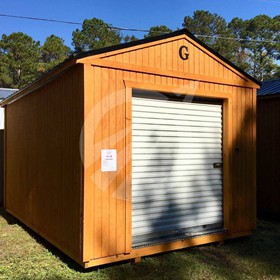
[0, 88, 18, 206]
[1, 29, 259, 268]
[257, 79, 280, 218]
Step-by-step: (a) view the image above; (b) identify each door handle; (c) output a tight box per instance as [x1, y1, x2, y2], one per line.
[213, 162, 223, 169]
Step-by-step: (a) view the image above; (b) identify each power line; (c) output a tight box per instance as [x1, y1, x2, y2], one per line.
[0, 13, 150, 33]
[0, 13, 82, 25]
[1, 13, 280, 44]
[195, 34, 280, 44]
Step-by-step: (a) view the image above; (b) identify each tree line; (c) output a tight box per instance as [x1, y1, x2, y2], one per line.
[1, 10, 280, 89]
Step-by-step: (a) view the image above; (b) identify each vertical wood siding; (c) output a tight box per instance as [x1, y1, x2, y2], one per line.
[98, 37, 246, 84]
[83, 66, 129, 260]
[4, 33, 257, 266]
[229, 88, 256, 232]
[257, 97, 280, 217]
[5, 65, 84, 261]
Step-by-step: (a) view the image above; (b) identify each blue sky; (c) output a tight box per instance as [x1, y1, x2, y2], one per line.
[1, 0, 280, 49]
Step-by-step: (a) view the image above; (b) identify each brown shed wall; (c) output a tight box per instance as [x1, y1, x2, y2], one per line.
[257, 97, 280, 218]
[4, 64, 85, 262]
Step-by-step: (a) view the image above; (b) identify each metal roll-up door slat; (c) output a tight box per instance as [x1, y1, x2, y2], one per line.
[132, 174, 222, 185]
[132, 165, 220, 173]
[133, 186, 220, 198]
[133, 137, 221, 144]
[132, 190, 223, 204]
[132, 97, 222, 112]
[132, 179, 222, 189]
[132, 169, 222, 179]
[133, 209, 224, 221]
[133, 203, 222, 216]
[133, 184, 223, 193]
[132, 94, 223, 248]
[133, 123, 222, 133]
[133, 153, 222, 160]
[132, 215, 224, 237]
[132, 158, 221, 166]
[132, 111, 222, 123]
[132, 104, 222, 117]
[132, 130, 221, 139]
[132, 117, 222, 127]
[132, 142, 222, 149]
[132, 196, 222, 210]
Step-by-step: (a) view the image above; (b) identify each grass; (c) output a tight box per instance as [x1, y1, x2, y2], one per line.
[0, 208, 280, 280]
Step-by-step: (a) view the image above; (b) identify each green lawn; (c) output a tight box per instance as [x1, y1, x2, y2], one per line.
[0, 207, 280, 280]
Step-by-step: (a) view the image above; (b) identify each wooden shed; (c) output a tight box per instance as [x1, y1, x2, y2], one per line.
[1, 29, 260, 268]
[257, 79, 280, 219]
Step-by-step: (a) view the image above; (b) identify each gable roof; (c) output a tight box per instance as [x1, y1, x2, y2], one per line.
[74, 29, 260, 85]
[257, 78, 280, 97]
[1, 29, 260, 107]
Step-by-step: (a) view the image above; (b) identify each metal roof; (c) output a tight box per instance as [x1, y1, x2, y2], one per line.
[0, 88, 18, 100]
[257, 79, 280, 97]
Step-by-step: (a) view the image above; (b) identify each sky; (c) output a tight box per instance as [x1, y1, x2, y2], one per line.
[1, 0, 280, 49]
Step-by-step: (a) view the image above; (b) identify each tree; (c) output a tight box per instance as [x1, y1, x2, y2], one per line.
[183, 10, 238, 61]
[40, 35, 71, 72]
[228, 17, 251, 72]
[123, 35, 138, 43]
[144, 25, 172, 38]
[0, 32, 40, 89]
[244, 15, 280, 81]
[72, 18, 122, 53]
[229, 15, 280, 81]
[183, 11, 280, 81]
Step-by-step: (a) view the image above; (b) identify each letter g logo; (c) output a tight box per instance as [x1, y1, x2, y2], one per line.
[179, 46, 189, 60]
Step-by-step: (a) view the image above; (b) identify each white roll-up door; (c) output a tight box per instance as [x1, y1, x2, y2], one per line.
[132, 93, 224, 248]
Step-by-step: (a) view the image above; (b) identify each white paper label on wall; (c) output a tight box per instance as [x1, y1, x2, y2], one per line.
[101, 149, 117, 172]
